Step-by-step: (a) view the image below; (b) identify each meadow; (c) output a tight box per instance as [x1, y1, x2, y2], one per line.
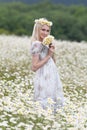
[0, 35, 87, 130]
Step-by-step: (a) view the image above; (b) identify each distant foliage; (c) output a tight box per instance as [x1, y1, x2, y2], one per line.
[0, 2, 87, 41]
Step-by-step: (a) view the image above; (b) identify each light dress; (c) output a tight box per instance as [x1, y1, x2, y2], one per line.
[31, 40, 64, 110]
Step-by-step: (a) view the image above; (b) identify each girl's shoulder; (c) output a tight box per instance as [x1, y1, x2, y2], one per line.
[32, 40, 42, 46]
[31, 41, 42, 55]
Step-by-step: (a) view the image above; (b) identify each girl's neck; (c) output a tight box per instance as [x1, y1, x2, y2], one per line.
[39, 38, 43, 42]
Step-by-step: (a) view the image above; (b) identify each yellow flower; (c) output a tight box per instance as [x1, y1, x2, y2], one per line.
[35, 18, 53, 26]
[43, 35, 54, 46]
[17, 109, 23, 115]
[47, 108, 52, 114]
[35, 101, 40, 106]
[47, 98, 55, 104]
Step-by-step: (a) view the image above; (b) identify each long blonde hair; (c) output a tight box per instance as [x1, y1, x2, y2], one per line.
[31, 18, 52, 43]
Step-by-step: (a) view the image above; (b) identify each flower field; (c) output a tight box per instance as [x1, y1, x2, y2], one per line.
[0, 35, 87, 130]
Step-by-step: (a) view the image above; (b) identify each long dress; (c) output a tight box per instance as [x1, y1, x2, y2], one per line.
[31, 40, 64, 110]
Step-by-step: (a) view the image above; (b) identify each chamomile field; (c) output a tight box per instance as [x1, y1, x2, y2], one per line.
[0, 35, 87, 130]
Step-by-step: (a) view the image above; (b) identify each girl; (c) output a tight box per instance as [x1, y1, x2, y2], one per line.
[31, 18, 64, 111]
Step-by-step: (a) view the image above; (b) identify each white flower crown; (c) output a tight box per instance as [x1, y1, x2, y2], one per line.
[35, 18, 53, 26]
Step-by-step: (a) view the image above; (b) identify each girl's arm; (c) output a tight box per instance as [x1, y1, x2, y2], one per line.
[31, 54, 50, 72]
[52, 54, 56, 63]
[50, 44, 56, 63]
[31, 47, 54, 72]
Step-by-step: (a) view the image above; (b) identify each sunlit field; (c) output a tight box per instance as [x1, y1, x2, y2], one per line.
[0, 35, 87, 130]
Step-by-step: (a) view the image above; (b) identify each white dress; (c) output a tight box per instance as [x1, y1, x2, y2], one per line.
[31, 41, 64, 110]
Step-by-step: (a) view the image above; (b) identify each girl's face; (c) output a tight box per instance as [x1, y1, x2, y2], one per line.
[39, 25, 50, 41]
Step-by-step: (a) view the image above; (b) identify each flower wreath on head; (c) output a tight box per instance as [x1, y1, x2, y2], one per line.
[35, 18, 53, 27]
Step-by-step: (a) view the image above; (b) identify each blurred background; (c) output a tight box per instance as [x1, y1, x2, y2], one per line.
[0, 0, 87, 42]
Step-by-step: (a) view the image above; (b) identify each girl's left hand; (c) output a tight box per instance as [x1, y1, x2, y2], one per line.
[48, 44, 55, 57]
[49, 44, 55, 50]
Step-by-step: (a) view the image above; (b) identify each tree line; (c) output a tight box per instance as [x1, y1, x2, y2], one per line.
[0, 2, 87, 42]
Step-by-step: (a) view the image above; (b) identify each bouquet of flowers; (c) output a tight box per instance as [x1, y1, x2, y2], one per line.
[42, 35, 54, 48]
